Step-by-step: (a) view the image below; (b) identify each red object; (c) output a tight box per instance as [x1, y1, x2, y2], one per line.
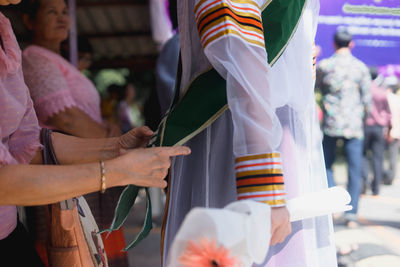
[101, 229, 128, 260]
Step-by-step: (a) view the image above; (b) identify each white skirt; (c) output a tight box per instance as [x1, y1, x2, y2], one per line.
[163, 107, 337, 267]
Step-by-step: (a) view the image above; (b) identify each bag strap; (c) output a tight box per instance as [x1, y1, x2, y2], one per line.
[40, 129, 73, 210]
[40, 128, 59, 165]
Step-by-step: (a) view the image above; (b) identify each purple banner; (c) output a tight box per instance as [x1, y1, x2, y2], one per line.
[316, 0, 400, 66]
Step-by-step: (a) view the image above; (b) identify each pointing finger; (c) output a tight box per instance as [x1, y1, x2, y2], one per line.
[162, 146, 191, 157]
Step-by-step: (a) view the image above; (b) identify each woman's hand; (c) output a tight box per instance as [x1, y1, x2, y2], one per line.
[109, 146, 191, 188]
[270, 206, 291, 246]
[117, 126, 154, 154]
[106, 122, 122, 137]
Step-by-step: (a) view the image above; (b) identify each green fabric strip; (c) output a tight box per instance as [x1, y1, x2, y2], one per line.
[101, 185, 153, 250]
[263, 0, 306, 64]
[154, 68, 227, 147]
[123, 188, 153, 251]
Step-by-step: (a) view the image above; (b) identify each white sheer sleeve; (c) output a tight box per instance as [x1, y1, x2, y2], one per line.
[194, 0, 285, 206]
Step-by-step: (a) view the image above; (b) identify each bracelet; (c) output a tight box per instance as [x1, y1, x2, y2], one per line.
[100, 161, 106, 194]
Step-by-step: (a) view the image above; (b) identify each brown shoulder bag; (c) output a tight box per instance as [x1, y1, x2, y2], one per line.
[41, 128, 108, 267]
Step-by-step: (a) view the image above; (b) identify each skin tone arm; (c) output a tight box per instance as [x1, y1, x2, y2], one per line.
[30, 126, 154, 165]
[0, 146, 191, 206]
[270, 208, 291, 245]
[46, 106, 120, 138]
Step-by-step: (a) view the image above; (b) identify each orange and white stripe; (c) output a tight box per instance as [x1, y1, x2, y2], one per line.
[194, 0, 265, 49]
[235, 152, 286, 207]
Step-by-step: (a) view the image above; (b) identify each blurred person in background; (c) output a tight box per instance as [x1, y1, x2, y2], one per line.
[19, 0, 128, 265]
[21, 0, 120, 138]
[116, 83, 144, 133]
[384, 76, 400, 185]
[101, 84, 120, 125]
[155, 33, 180, 117]
[316, 29, 372, 225]
[362, 67, 391, 196]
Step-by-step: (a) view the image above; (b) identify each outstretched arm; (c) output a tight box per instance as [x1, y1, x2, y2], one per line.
[1, 146, 190, 206]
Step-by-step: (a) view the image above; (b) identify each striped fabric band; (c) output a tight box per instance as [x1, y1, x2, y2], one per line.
[235, 152, 286, 207]
[194, 0, 265, 49]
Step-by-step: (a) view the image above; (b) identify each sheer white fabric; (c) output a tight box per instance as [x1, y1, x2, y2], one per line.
[164, 0, 338, 266]
[198, 0, 280, 157]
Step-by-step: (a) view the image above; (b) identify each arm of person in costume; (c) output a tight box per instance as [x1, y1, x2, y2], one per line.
[0, 145, 190, 206]
[195, 0, 285, 205]
[22, 52, 119, 138]
[194, 0, 290, 244]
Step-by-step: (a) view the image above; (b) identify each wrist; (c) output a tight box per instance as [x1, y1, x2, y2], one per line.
[104, 158, 126, 188]
[99, 137, 120, 160]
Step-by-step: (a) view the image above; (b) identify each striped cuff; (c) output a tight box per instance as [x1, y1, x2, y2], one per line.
[235, 152, 286, 207]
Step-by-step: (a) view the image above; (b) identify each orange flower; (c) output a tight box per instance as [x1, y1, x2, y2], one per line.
[179, 238, 241, 267]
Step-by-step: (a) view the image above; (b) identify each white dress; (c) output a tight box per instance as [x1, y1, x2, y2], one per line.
[162, 0, 337, 266]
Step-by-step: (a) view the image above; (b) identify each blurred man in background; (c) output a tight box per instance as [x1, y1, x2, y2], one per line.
[316, 29, 372, 225]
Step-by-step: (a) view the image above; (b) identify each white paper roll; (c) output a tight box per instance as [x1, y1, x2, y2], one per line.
[286, 186, 352, 222]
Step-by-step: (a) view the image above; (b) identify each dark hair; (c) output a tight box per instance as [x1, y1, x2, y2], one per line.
[19, 0, 41, 19]
[369, 66, 378, 80]
[107, 84, 124, 100]
[20, 0, 67, 19]
[334, 28, 352, 48]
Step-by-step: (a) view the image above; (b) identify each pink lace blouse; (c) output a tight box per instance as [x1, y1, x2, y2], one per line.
[0, 13, 41, 240]
[22, 45, 102, 127]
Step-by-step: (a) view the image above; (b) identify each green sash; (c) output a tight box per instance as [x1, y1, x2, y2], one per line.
[105, 0, 307, 250]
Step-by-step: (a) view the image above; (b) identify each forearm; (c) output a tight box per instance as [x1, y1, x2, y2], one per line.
[52, 132, 119, 164]
[0, 161, 122, 206]
[47, 107, 108, 138]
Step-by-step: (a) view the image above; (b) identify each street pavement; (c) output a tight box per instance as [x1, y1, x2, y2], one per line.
[333, 162, 400, 267]
[122, 160, 400, 267]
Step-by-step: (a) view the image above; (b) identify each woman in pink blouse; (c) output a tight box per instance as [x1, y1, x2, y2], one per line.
[0, 2, 190, 265]
[20, 0, 129, 264]
[21, 0, 118, 138]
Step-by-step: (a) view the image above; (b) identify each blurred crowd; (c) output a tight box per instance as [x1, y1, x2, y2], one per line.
[315, 29, 400, 227]
[64, 36, 145, 136]
[101, 83, 144, 134]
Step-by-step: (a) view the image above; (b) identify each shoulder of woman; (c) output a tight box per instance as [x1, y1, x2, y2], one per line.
[22, 46, 66, 77]
[23, 45, 53, 61]
[22, 45, 70, 67]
